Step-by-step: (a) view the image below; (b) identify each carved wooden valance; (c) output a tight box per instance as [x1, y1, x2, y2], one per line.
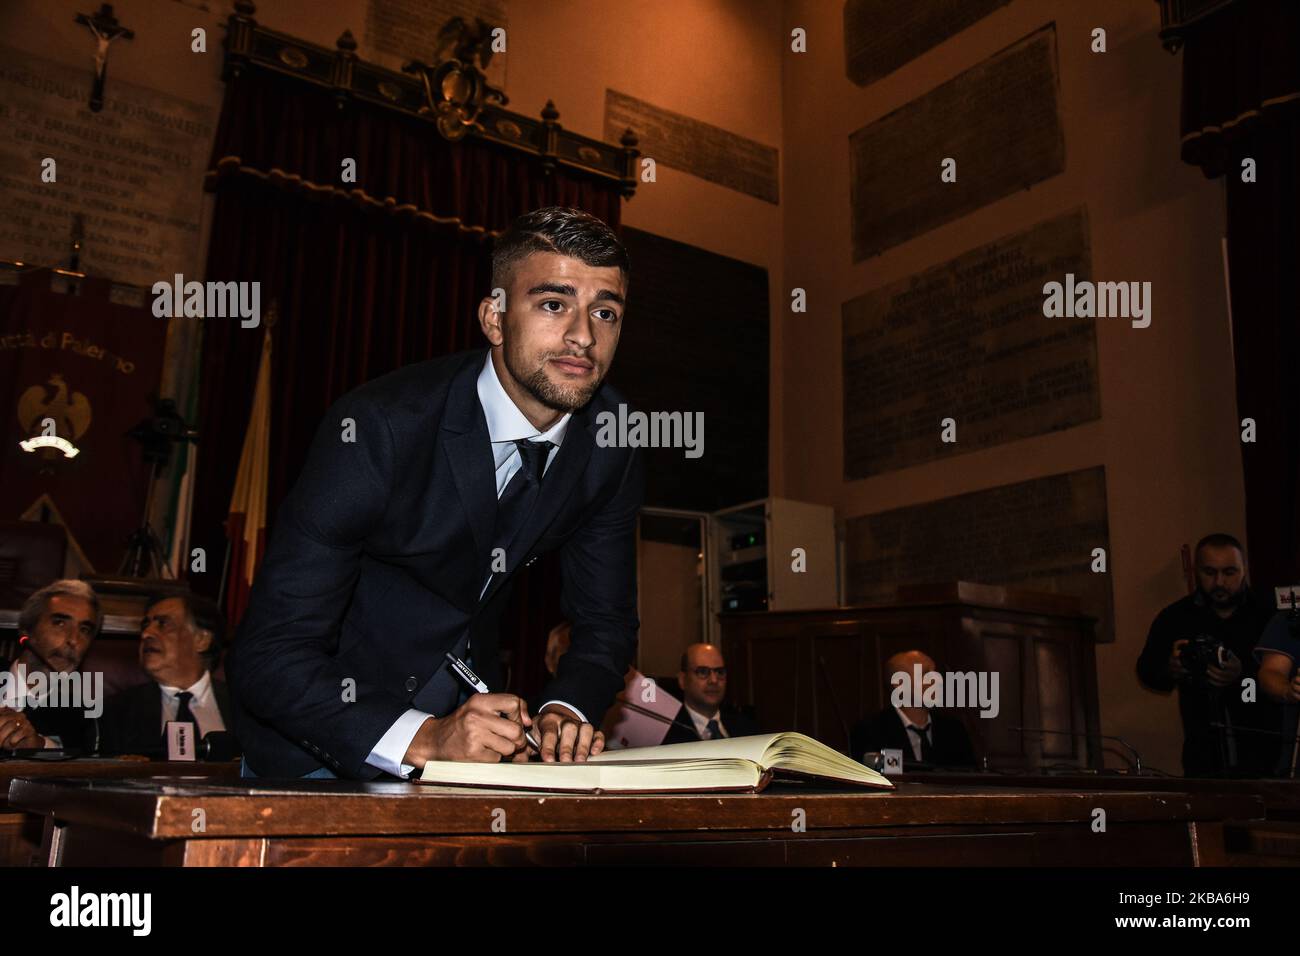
[222, 1, 639, 197]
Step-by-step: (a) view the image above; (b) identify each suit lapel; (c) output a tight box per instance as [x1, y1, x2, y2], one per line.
[213, 679, 232, 727]
[441, 349, 600, 608]
[135, 682, 163, 750]
[442, 351, 498, 564]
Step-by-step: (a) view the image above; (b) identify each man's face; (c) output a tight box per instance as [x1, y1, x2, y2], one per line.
[1196, 545, 1247, 608]
[887, 651, 936, 709]
[139, 597, 208, 685]
[23, 595, 95, 673]
[679, 645, 727, 714]
[480, 252, 626, 417]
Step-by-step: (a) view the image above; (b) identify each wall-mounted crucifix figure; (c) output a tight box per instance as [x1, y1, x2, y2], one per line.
[75, 3, 134, 112]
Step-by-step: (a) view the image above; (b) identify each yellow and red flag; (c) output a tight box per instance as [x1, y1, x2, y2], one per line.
[224, 326, 272, 626]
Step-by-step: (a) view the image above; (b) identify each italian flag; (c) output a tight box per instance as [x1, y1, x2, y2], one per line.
[224, 326, 272, 626]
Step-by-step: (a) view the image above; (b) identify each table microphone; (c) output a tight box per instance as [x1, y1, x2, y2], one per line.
[1011, 726, 1145, 774]
[130, 730, 240, 762]
[199, 731, 240, 762]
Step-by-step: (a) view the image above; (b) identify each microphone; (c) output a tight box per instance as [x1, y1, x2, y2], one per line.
[610, 699, 701, 736]
[199, 731, 240, 762]
[1011, 726, 1145, 775]
[104, 730, 240, 762]
[16, 635, 59, 673]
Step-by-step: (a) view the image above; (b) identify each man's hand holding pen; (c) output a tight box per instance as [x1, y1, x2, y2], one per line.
[401, 653, 605, 769]
[401, 695, 605, 766]
[403, 693, 535, 764]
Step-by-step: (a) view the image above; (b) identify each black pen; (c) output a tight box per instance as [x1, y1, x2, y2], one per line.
[444, 652, 540, 751]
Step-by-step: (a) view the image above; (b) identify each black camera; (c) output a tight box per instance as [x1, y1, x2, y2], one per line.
[1179, 633, 1229, 682]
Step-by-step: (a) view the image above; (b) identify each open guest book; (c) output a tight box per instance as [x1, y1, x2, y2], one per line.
[416, 732, 893, 794]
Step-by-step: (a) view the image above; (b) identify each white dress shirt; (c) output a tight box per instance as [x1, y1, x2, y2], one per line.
[685, 702, 728, 739]
[895, 706, 932, 762]
[366, 352, 587, 777]
[157, 670, 226, 737]
[1, 660, 59, 749]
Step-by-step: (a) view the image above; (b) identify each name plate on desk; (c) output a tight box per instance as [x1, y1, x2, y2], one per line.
[165, 721, 197, 761]
[881, 749, 905, 776]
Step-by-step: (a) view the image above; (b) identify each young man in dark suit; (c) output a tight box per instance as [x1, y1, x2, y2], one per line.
[230, 207, 644, 779]
[849, 650, 978, 770]
[661, 643, 760, 744]
[99, 592, 234, 758]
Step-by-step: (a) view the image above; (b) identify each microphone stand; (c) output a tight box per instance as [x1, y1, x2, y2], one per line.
[612, 699, 705, 736]
[1012, 726, 1144, 775]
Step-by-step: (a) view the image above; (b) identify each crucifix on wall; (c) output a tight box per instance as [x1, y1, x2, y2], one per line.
[75, 3, 134, 112]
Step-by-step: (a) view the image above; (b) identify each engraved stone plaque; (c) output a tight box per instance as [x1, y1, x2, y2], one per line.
[844, 467, 1114, 642]
[843, 0, 1012, 87]
[0, 46, 216, 286]
[604, 89, 779, 204]
[848, 24, 1064, 259]
[843, 208, 1095, 479]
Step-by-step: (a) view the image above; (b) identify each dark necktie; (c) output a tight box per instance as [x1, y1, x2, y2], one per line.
[174, 691, 196, 726]
[162, 690, 196, 751]
[412, 439, 555, 717]
[706, 718, 725, 740]
[492, 439, 554, 556]
[907, 724, 933, 762]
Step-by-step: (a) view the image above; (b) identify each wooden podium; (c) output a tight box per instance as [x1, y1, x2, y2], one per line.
[717, 582, 1101, 770]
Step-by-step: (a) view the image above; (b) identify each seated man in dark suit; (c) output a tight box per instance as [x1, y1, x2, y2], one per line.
[850, 650, 977, 770]
[0, 579, 101, 753]
[661, 643, 760, 743]
[99, 591, 235, 758]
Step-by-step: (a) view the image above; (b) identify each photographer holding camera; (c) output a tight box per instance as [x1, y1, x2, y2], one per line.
[1136, 533, 1282, 776]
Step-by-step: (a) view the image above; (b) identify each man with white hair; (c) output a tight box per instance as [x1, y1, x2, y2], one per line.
[0, 579, 101, 751]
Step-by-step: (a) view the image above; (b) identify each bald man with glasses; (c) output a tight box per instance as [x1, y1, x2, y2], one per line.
[661, 643, 760, 744]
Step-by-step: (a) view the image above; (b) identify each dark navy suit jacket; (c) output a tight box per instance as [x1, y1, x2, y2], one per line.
[229, 348, 644, 779]
[660, 703, 761, 745]
[98, 678, 234, 757]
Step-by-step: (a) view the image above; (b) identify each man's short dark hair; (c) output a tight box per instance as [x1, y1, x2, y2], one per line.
[145, 590, 226, 669]
[1194, 533, 1245, 562]
[490, 206, 629, 295]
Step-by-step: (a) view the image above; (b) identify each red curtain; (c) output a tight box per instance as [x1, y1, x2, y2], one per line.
[0, 271, 167, 573]
[1178, 0, 1300, 592]
[190, 68, 623, 700]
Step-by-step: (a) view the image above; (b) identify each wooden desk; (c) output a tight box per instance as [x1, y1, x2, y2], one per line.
[8, 776, 1261, 867]
[905, 772, 1300, 821]
[0, 760, 240, 867]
